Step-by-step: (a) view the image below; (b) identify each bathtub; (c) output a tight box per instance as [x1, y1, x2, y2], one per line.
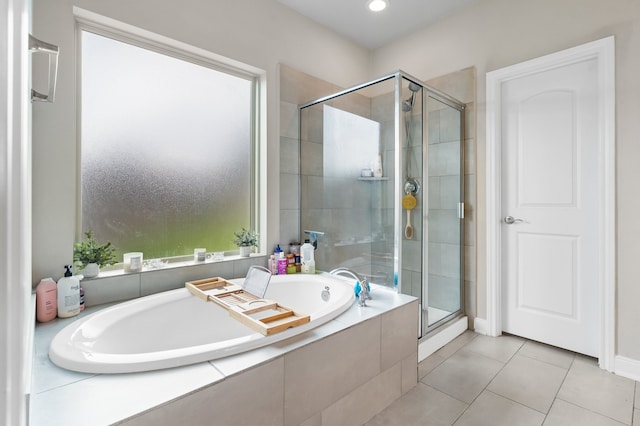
[49, 273, 355, 374]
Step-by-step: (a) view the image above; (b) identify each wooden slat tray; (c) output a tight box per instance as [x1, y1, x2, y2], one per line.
[185, 277, 310, 336]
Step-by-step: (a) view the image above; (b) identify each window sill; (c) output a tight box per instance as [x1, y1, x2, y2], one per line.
[78, 253, 268, 308]
[86, 253, 267, 281]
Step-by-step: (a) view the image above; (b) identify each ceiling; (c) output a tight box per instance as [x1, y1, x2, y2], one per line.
[276, 0, 481, 50]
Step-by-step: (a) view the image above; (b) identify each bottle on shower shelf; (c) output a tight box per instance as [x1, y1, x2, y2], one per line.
[373, 154, 383, 178]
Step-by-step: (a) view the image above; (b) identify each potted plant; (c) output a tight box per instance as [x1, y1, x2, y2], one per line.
[233, 228, 258, 257]
[73, 231, 117, 278]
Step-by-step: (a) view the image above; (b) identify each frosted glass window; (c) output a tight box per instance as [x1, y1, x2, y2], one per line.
[81, 31, 254, 259]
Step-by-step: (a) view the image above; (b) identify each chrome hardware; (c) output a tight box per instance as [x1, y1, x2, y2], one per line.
[403, 177, 421, 196]
[358, 278, 370, 306]
[504, 216, 524, 225]
[329, 267, 371, 307]
[321, 286, 331, 302]
[29, 34, 59, 103]
[458, 202, 465, 219]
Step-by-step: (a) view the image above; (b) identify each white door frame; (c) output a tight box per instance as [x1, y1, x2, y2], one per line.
[483, 37, 616, 371]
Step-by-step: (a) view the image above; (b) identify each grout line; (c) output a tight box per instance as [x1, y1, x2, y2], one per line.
[554, 397, 632, 426]
[413, 335, 637, 425]
[446, 334, 514, 424]
[453, 337, 555, 424]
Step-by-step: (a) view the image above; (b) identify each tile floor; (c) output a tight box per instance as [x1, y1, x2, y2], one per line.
[366, 331, 639, 426]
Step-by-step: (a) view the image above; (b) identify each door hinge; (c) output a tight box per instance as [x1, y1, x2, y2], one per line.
[458, 202, 465, 219]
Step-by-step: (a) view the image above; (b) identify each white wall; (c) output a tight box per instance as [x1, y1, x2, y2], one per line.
[370, 0, 640, 360]
[31, 0, 370, 281]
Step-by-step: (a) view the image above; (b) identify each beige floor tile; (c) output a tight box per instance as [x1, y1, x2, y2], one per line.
[463, 334, 525, 363]
[573, 353, 599, 367]
[422, 347, 504, 403]
[365, 383, 467, 426]
[557, 358, 635, 424]
[454, 390, 545, 426]
[418, 352, 446, 379]
[634, 408, 640, 425]
[436, 330, 478, 359]
[488, 354, 567, 414]
[518, 340, 575, 369]
[636, 381, 640, 408]
[544, 399, 626, 426]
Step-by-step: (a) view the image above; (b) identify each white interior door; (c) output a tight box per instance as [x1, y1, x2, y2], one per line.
[501, 57, 599, 357]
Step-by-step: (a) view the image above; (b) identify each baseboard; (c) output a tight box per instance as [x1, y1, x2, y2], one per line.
[418, 316, 467, 362]
[473, 317, 488, 335]
[615, 355, 640, 381]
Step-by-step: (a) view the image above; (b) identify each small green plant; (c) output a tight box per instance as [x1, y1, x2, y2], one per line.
[73, 231, 117, 268]
[233, 228, 259, 247]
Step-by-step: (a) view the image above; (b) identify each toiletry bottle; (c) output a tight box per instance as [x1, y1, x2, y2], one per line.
[300, 239, 315, 274]
[79, 285, 85, 311]
[57, 265, 81, 318]
[35, 277, 57, 322]
[268, 254, 277, 275]
[277, 252, 287, 275]
[373, 154, 383, 178]
[273, 245, 283, 274]
[286, 253, 296, 274]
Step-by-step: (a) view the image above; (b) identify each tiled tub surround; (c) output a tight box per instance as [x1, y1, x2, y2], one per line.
[31, 283, 418, 425]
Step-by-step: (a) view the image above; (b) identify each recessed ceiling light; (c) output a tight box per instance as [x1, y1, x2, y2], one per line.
[367, 0, 388, 12]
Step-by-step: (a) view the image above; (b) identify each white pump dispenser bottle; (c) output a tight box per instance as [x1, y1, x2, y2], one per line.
[57, 265, 81, 318]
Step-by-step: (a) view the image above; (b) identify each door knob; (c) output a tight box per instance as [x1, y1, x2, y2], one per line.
[504, 216, 524, 225]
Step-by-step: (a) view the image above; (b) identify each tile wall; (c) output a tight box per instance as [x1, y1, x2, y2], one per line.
[79, 256, 266, 307]
[282, 65, 383, 277]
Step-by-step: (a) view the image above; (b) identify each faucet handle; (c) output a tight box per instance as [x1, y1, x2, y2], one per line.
[361, 276, 372, 300]
[358, 283, 367, 307]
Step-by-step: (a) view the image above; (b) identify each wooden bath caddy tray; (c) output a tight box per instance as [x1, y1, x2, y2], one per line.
[185, 277, 310, 336]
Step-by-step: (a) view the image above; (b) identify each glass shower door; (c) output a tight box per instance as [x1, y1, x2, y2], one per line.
[299, 77, 397, 288]
[425, 93, 464, 331]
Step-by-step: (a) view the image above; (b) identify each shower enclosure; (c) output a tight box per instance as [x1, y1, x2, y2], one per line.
[299, 71, 465, 337]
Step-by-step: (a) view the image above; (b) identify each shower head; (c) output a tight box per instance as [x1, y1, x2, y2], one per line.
[402, 82, 421, 112]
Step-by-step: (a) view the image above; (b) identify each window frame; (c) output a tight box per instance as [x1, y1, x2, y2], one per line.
[75, 13, 265, 265]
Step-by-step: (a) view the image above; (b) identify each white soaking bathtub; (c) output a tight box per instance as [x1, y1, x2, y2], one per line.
[49, 273, 355, 374]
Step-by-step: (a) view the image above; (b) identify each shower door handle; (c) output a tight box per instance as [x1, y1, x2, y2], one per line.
[503, 216, 524, 225]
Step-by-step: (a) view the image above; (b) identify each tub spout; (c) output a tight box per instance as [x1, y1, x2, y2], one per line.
[329, 268, 370, 307]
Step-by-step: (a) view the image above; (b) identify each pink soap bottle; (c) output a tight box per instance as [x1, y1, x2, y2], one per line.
[277, 252, 287, 275]
[35, 277, 57, 322]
